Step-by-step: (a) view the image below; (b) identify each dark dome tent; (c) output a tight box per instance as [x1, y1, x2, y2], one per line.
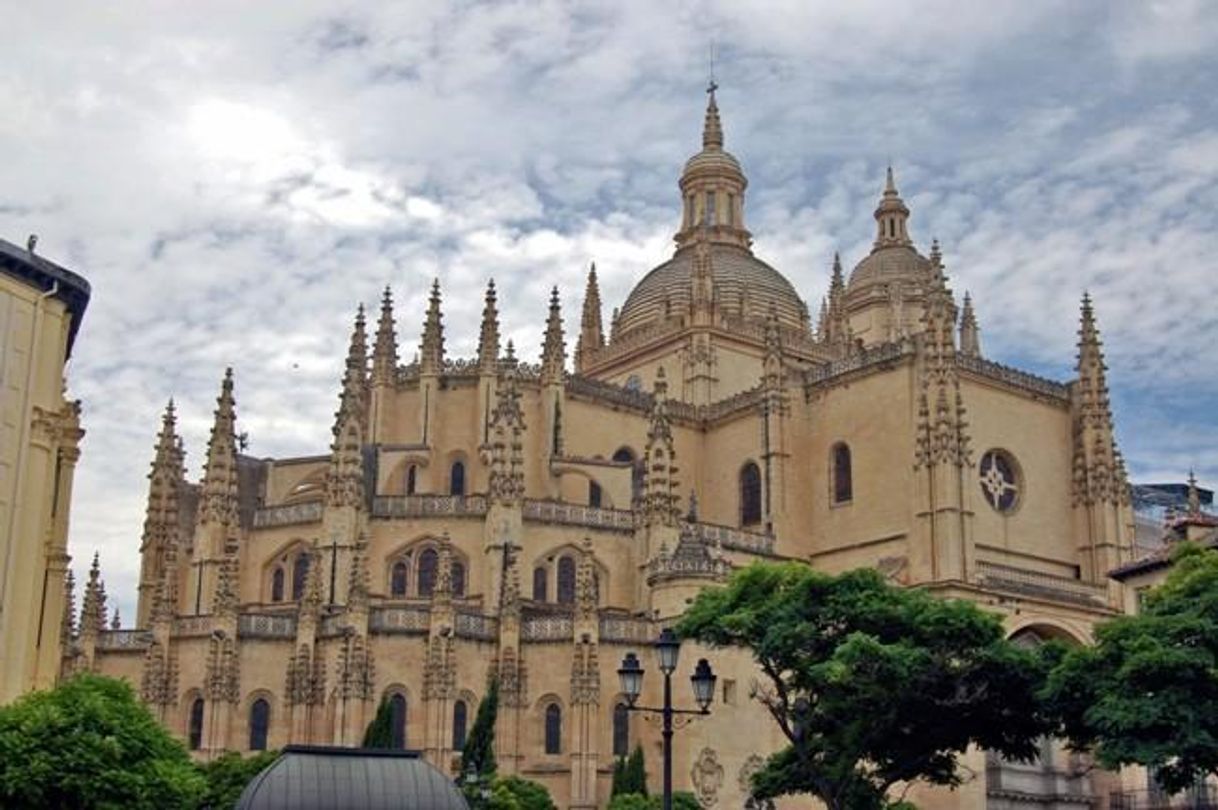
[234, 746, 469, 810]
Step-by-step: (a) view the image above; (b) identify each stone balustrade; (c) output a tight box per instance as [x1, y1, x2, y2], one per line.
[173, 615, 214, 637]
[252, 500, 323, 528]
[370, 606, 430, 634]
[956, 354, 1071, 402]
[95, 629, 153, 650]
[690, 521, 775, 555]
[975, 561, 1107, 607]
[455, 611, 498, 641]
[238, 613, 297, 639]
[373, 494, 489, 519]
[598, 615, 654, 644]
[523, 499, 636, 532]
[521, 614, 573, 641]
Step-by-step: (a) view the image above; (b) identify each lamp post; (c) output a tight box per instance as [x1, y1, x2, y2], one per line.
[618, 628, 717, 810]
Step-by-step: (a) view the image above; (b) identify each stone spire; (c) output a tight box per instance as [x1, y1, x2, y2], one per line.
[488, 347, 526, 506]
[703, 82, 724, 150]
[198, 369, 240, 530]
[1188, 470, 1202, 517]
[574, 264, 604, 372]
[211, 553, 239, 620]
[763, 304, 783, 389]
[372, 286, 399, 386]
[914, 246, 969, 470]
[873, 166, 913, 250]
[347, 532, 371, 613]
[575, 538, 598, 624]
[823, 252, 853, 353]
[60, 569, 76, 645]
[111, 608, 121, 631]
[1071, 294, 1124, 506]
[1076, 293, 1114, 434]
[641, 368, 680, 525]
[478, 279, 501, 374]
[137, 399, 185, 626]
[959, 292, 981, 357]
[432, 532, 454, 606]
[80, 553, 107, 638]
[420, 279, 445, 375]
[541, 286, 566, 383]
[326, 306, 368, 510]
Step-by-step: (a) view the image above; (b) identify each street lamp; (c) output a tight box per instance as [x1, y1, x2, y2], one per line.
[617, 630, 717, 810]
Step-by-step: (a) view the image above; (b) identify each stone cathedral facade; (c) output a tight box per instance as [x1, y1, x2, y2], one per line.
[68, 91, 1137, 809]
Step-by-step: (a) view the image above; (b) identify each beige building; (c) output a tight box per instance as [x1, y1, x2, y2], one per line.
[0, 237, 88, 703]
[76, 90, 1140, 808]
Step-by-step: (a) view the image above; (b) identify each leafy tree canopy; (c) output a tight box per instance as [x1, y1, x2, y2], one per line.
[0, 674, 206, 810]
[1045, 543, 1218, 793]
[607, 791, 698, 810]
[678, 562, 1050, 810]
[197, 750, 278, 810]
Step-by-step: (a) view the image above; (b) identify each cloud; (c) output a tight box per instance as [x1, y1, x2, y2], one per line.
[2, 1, 1216, 623]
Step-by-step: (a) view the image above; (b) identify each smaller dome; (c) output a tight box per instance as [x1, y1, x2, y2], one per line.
[682, 149, 743, 177]
[848, 245, 933, 291]
[236, 746, 469, 810]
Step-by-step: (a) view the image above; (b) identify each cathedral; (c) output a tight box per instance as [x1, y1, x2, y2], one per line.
[69, 88, 1137, 809]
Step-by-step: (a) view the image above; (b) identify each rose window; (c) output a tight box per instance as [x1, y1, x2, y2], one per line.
[979, 450, 1020, 513]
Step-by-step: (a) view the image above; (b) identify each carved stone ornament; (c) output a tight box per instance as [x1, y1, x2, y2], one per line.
[690, 746, 724, 807]
[738, 754, 775, 810]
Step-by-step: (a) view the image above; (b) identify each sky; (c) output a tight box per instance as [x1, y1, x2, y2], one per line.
[3, 0, 1217, 625]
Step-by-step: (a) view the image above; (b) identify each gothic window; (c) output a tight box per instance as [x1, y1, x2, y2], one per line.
[389, 693, 407, 749]
[832, 443, 853, 504]
[249, 698, 270, 751]
[418, 548, 438, 597]
[533, 567, 548, 602]
[557, 555, 576, 605]
[544, 703, 562, 754]
[188, 697, 204, 751]
[612, 702, 629, 757]
[739, 462, 762, 527]
[979, 449, 1020, 513]
[452, 561, 466, 597]
[450, 461, 466, 496]
[390, 561, 408, 597]
[406, 464, 418, 495]
[589, 480, 603, 508]
[271, 567, 285, 602]
[291, 553, 309, 601]
[613, 447, 643, 503]
[453, 700, 468, 750]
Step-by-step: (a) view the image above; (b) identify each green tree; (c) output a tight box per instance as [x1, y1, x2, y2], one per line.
[362, 696, 395, 749]
[607, 792, 698, 810]
[490, 776, 556, 810]
[678, 562, 1050, 810]
[1045, 543, 1218, 793]
[460, 678, 499, 780]
[623, 745, 647, 796]
[0, 673, 206, 809]
[196, 750, 278, 809]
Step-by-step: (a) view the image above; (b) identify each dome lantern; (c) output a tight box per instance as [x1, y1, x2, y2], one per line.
[674, 84, 752, 252]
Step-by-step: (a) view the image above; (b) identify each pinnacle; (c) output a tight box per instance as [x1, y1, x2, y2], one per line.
[702, 85, 724, 150]
[885, 164, 898, 195]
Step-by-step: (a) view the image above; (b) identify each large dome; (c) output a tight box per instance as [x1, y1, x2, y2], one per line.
[847, 245, 933, 292]
[616, 243, 809, 336]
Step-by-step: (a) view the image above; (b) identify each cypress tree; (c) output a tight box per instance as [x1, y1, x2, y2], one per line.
[362, 696, 394, 749]
[624, 744, 647, 796]
[459, 677, 499, 779]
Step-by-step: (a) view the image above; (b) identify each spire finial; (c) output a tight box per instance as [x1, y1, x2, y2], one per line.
[478, 278, 501, 373]
[702, 77, 723, 150]
[885, 164, 897, 194]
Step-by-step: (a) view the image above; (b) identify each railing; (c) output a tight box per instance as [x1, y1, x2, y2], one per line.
[521, 614, 573, 641]
[252, 500, 323, 528]
[598, 615, 654, 644]
[372, 494, 488, 519]
[976, 561, 1107, 607]
[96, 629, 152, 650]
[455, 612, 498, 641]
[690, 521, 775, 555]
[1110, 788, 1218, 809]
[370, 606, 430, 634]
[803, 341, 910, 389]
[957, 354, 1071, 402]
[173, 616, 214, 637]
[238, 613, 297, 639]
[565, 375, 653, 413]
[523, 499, 635, 532]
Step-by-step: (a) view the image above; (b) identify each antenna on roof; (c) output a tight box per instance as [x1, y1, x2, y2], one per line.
[707, 40, 718, 95]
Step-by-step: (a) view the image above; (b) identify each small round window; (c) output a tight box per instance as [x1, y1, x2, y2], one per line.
[979, 449, 1020, 513]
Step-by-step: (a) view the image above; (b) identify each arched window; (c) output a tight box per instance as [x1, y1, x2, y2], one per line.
[453, 700, 468, 750]
[291, 553, 309, 600]
[544, 703, 562, 754]
[389, 693, 407, 750]
[418, 548, 438, 597]
[406, 464, 418, 495]
[450, 461, 466, 496]
[533, 567, 547, 602]
[613, 702, 629, 757]
[271, 567, 285, 602]
[452, 561, 466, 597]
[589, 480, 603, 508]
[249, 698, 270, 751]
[188, 697, 204, 751]
[832, 443, 853, 504]
[390, 561, 408, 597]
[739, 462, 762, 526]
[557, 556, 576, 605]
[613, 448, 642, 504]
